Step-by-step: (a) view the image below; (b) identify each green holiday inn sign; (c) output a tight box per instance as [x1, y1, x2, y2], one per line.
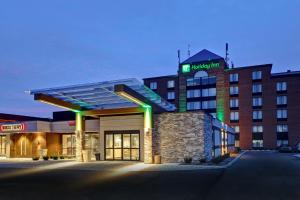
[182, 62, 220, 73]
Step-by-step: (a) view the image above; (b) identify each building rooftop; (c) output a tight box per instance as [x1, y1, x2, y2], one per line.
[181, 49, 224, 64]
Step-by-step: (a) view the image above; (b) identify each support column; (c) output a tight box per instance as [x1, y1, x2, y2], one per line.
[75, 112, 85, 162]
[5, 134, 11, 158]
[144, 106, 153, 164]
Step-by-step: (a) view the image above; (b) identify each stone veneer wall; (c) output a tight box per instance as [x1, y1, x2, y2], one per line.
[153, 111, 213, 163]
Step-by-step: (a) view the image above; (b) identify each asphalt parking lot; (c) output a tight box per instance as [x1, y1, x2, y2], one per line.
[0, 151, 299, 200]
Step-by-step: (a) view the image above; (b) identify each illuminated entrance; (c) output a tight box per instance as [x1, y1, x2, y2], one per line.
[105, 131, 140, 161]
[29, 78, 176, 163]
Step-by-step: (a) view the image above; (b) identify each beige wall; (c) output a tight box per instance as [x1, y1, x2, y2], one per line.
[99, 114, 144, 161]
[46, 133, 62, 156]
[51, 120, 99, 133]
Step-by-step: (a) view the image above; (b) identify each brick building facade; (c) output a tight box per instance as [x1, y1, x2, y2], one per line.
[144, 49, 300, 150]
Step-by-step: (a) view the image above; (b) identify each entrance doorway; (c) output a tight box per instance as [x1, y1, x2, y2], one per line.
[105, 130, 140, 161]
[15, 135, 32, 157]
[0, 136, 6, 156]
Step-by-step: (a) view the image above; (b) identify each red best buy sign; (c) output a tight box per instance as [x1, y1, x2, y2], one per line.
[0, 123, 26, 132]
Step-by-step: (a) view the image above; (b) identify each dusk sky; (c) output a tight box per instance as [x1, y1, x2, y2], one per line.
[0, 0, 299, 118]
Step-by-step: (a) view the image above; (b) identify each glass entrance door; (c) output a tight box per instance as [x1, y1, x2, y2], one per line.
[105, 131, 140, 161]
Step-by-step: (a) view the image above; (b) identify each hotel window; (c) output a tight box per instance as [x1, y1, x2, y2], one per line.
[277, 140, 288, 147]
[230, 86, 239, 95]
[187, 89, 201, 98]
[230, 99, 239, 108]
[252, 84, 262, 93]
[277, 124, 288, 132]
[276, 96, 287, 105]
[229, 73, 239, 82]
[62, 134, 76, 156]
[167, 80, 175, 88]
[150, 82, 157, 90]
[230, 111, 239, 121]
[277, 109, 287, 119]
[202, 100, 216, 109]
[252, 140, 263, 148]
[187, 101, 201, 110]
[276, 82, 287, 91]
[202, 88, 216, 97]
[252, 97, 262, 106]
[252, 71, 262, 80]
[252, 125, 263, 133]
[253, 110, 263, 120]
[167, 92, 175, 100]
[232, 126, 240, 133]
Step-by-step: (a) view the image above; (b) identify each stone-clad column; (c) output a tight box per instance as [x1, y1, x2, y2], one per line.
[144, 106, 153, 164]
[5, 134, 11, 158]
[75, 112, 85, 162]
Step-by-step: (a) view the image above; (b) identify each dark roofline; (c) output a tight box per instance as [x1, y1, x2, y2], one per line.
[226, 63, 273, 71]
[0, 113, 50, 122]
[143, 74, 178, 81]
[271, 70, 300, 78]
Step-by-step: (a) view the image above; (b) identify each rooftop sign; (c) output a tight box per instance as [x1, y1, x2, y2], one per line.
[182, 62, 220, 73]
[0, 123, 26, 132]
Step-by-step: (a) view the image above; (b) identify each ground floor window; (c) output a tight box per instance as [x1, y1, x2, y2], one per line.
[62, 134, 76, 156]
[85, 133, 100, 158]
[0, 136, 6, 156]
[277, 140, 288, 147]
[235, 140, 240, 148]
[105, 131, 140, 161]
[252, 140, 263, 148]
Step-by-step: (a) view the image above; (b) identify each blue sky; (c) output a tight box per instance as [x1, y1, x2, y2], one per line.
[0, 0, 299, 117]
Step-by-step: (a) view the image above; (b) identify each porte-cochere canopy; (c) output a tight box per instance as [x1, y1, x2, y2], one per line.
[28, 78, 176, 113]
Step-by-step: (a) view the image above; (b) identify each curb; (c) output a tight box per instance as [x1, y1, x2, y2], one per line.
[222, 150, 247, 168]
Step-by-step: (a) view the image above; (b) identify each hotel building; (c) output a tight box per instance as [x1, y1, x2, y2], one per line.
[0, 79, 235, 163]
[144, 49, 300, 150]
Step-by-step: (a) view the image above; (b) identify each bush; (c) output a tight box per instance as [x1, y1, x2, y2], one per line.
[60, 156, 64, 159]
[52, 156, 58, 160]
[32, 156, 40, 161]
[184, 157, 192, 164]
[43, 156, 49, 161]
[199, 158, 206, 163]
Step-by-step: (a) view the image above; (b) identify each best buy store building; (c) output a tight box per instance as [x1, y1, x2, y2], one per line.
[0, 78, 235, 163]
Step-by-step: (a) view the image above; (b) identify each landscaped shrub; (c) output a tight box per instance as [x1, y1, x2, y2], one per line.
[43, 156, 49, 161]
[184, 157, 192, 164]
[60, 156, 64, 159]
[32, 156, 40, 161]
[52, 155, 58, 160]
[199, 158, 206, 163]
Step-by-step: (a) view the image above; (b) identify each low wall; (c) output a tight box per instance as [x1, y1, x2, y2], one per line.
[153, 111, 213, 163]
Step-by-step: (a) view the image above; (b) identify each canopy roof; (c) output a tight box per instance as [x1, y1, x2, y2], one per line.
[29, 78, 176, 112]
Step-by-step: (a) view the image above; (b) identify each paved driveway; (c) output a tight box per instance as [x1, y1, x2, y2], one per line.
[0, 151, 299, 200]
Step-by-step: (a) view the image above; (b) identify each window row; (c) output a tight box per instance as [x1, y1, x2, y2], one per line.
[186, 76, 216, 86]
[231, 125, 288, 133]
[229, 71, 262, 82]
[149, 80, 175, 90]
[230, 109, 287, 121]
[251, 140, 289, 148]
[186, 100, 216, 110]
[229, 96, 287, 108]
[187, 88, 216, 98]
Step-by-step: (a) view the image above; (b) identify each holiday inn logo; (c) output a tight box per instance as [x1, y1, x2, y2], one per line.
[182, 62, 220, 73]
[182, 64, 191, 73]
